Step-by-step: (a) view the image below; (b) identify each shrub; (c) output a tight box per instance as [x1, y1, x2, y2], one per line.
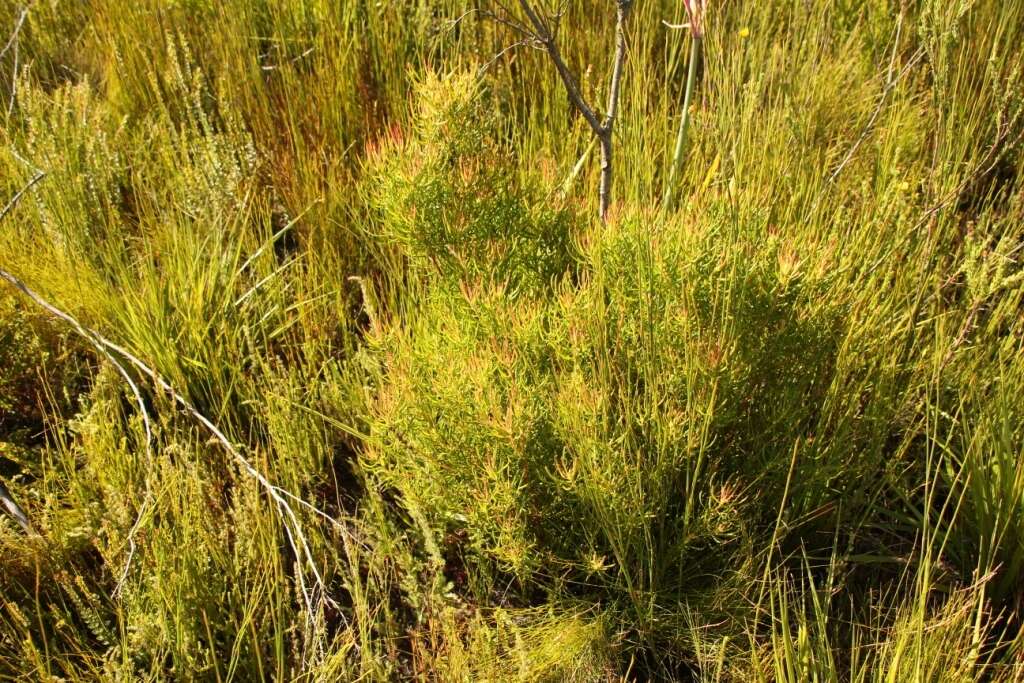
[364, 70, 576, 298]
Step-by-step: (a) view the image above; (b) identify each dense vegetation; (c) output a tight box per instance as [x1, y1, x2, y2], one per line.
[1, 0, 1023, 679]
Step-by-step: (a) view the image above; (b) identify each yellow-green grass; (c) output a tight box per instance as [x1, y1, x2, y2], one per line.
[1, 0, 1023, 679]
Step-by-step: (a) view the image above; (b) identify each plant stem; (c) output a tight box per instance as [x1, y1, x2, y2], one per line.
[516, 0, 630, 223]
[598, 1, 631, 223]
[663, 35, 702, 210]
[559, 135, 598, 196]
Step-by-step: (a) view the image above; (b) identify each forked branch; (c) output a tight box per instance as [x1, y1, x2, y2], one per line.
[493, 0, 633, 222]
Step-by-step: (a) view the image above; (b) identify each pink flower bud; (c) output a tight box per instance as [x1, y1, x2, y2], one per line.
[682, 0, 704, 37]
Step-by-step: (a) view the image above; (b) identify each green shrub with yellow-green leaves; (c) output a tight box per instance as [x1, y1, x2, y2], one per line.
[1, 0, 1023, 679]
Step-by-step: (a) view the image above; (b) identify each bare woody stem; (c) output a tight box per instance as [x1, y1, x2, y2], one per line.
[0, 170, 343, 613]
[516, 0, 602, 134]
[598, 1, 631, 222]
[514, 0, 631, 222]
[0, 264, 342, 615]
[0, 479, 32, 533]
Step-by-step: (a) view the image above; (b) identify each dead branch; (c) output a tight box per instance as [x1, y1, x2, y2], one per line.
[0, 171, 343, 620]
[0, 169, 43, 222]
[490, 0, 633, 222]
[0, 479, 32, 533]
[2, 6, 28, 118]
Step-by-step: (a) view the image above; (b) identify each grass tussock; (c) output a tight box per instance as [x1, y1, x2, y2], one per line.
[1, 0, 1024, 680]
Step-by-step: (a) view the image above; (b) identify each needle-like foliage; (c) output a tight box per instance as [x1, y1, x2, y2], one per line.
[1, 0, 1023, 680]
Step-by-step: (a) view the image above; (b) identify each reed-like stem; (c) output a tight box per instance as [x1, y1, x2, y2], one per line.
[663, 35, 702, 210]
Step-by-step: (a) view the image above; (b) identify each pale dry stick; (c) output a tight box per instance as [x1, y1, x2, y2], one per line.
[806, 46, 925, 221]
[0, 169, 43, 223]
[0, 6, 27, 61]
[1, 117, 339, 632]
[0, 268, 339, 620]
[110, 370, 155, 598]
[77, 322, 156, 598]
[0, 268, 153, 538]
[53, 281, 158, 598]
[0, 169, 44, 534]
[911, 120, 1024, 235]
[2, 6, 28, 118]
[819, 12, 917, 187]
[908, 119, 1024, 372]
[8, 147, 42, 176]
[0, 479, 32, 533]
[1, 172, 156, 566]
[800, 11, 921, 221]
[93, 332, 341, 617]
[259, 46, 315, 72]
[476, 38, 533, 76]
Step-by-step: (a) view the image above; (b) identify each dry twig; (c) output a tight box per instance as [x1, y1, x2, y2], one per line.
[0, 172, 341, 622]
[488, 0, 633, 222]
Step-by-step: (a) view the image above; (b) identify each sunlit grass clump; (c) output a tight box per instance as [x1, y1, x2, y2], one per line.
[1, 0, 1023, 680]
